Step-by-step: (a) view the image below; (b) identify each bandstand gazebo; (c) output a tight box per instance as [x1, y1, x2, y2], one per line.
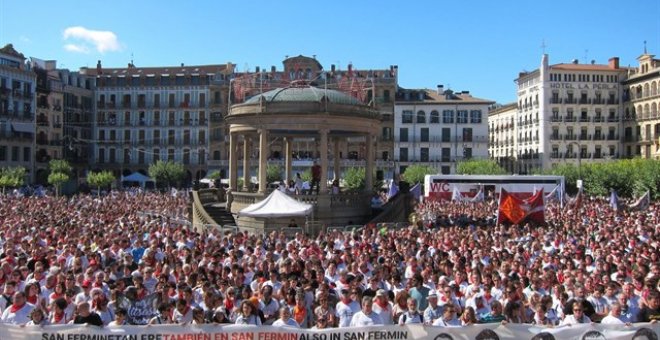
[226, 83, 381, 234]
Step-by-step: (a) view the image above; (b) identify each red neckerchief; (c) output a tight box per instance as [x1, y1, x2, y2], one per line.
[180, 306, 190, 316]
[53, 311, 65, 323]
[27, 295, 38, 305]
[10, 302, 25, 313]
[375, 299, 389, 309]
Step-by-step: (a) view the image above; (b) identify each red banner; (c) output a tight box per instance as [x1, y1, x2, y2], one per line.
[498, 188, 545, 225]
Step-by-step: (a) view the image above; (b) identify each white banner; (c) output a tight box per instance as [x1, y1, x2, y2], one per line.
[3, 323, 659, 340]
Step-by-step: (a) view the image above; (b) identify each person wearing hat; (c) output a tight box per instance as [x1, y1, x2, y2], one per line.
[423, 290, 443, 325]
[74, 279, 93, 305]
[372, 289, 393, 324]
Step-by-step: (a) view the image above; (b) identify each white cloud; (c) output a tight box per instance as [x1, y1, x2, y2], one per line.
[64, 44, 90, 54]
[62, 26, 122, 53]
[19, 35, 31, 43]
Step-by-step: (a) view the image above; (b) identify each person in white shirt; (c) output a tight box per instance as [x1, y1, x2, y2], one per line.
[335, 288, 361, 328]
[398, 297, 423, 325]
[560, 305, 591, 325]
[0, 292, 34, 325]
[601, 303, 630, 325]
[372, 289, 393, 325]
[172, 299, 193, 324]
[432, 304, 461, 327]
[272, 306, 300, 328]
[350, 296, 383, 326]
[423, 291, 443, 325]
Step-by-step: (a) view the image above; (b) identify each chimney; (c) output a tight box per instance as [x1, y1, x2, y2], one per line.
[348, 63, 352, 72]
[331, 64, 336, 72]
[96, 60, 102, 74]
[572, 59, 579, 64]
[271, 66, 276, 73]
[181, 63, 184, 67]
[255, 66, 260, 73]
[608, 57, 619, 69]
[437, 84, 444, 95]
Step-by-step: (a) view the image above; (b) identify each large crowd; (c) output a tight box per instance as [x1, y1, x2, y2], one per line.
[0, 189, 658, 329]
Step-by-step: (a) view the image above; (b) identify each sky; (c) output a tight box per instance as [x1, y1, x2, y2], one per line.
[1, 0, 658, 104]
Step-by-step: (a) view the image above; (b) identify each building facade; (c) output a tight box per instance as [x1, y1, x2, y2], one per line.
[82, 61, 232, 182]
[32, 59, 64, 183]
[488, 103, 517, 173]
[622, 51, 660, 159]
[0, 44, 36, 182]
[509, 54, 627, 173]
[394, 87, 493, 175]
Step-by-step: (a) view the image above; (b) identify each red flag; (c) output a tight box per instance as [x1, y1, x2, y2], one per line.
[498, 189, 545, 225]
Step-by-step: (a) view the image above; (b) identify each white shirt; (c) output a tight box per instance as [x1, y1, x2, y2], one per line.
[350, 311, 382, 326]
[372, 301, 394, 325]
[0, 303, 34, 325]
[272, 318, 299, 328]
[335, 300, 361, 328]
[601, 314, 626, 325]
[560, 313, 591, 326]
[432, 317, 461, 327]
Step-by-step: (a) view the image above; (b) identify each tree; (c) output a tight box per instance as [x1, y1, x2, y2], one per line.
[344, 167, 365, 192]
[402, 164, 436, 184]
[148, 160, 186, 188]
[456, 159, 507, 175]
[207, 170, 221, 179]
[0, 167, 26, 194]
[48, 172, 69, 197]
[87, 171, 116, 195]
[266, 164, 282, 183]
[48, 159, 72, 176]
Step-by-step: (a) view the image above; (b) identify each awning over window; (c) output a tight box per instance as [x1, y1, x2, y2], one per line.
[12, 122, 34, 133]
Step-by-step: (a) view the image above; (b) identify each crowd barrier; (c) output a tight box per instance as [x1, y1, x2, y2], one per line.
[3, 323, 658, 340]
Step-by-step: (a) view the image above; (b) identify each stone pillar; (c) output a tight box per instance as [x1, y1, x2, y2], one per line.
[242, 135, 250, 191]
[365, 134, 374, 192]
[319, 129, 328, 193]
[258, 129, 269, 194]
[333, 138, 340, 180]
[229, 133, 238, 191]
[285, 137, 293, 184]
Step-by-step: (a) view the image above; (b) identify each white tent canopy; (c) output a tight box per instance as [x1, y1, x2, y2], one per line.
[239, 190, 313, 218]
[121, 172, 155, 188]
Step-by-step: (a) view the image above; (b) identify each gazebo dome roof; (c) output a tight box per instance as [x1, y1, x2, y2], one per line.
[244, 85, 362, 106]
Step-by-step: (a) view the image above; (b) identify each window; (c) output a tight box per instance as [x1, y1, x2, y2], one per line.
[381, 127, 391, 141]
[441, 166, 450, 175]
[470, 110, 482, 123]
[457, 110, 468, 123]
[402, 110, 413, 124]
[416, 110, 426, 123]
[98, 149, 105, 164]
[109, 148, 116, 163]
[11, 146, 19, 162]
[399, 128, 408, 142]
[383, 90, 390, 102]
[420, 128, 429, 142]
[23, 147, 30, 162]
[441, 148, 451, 162]
[399, 148, 408, 162]
[463, 147, 472, 159]
[442, 128, 451, 142]
[462, 128, 473, 142]
[420, 148, 429, 162]
[154, 149, 160, 162]
[442, 110, 454, 123]
[430, 110, 439, 123]
[0, 146, 5, 161]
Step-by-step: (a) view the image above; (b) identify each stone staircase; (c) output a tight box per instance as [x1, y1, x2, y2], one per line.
[203, 202, 236, 227]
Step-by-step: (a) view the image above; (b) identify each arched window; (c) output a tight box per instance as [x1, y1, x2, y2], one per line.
[430, 110, 440, 123]
[644, 84, 650, 97]
[651, 81, 657, 96]
[416, 110, 426, 123]
[652, 102, 657, 118]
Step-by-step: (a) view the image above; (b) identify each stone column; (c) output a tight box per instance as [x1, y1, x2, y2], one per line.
[258, 129, 269, 194]
[365, 133, 374, 192]
[319, 129, 328, 193]
[285, 137, 293, 184]
[333, 138, 340, 180]
[242, 135, 250, 191]
[229, 132, 238, 191]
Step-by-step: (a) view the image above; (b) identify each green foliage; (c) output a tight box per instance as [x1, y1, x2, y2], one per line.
[266, 164, 282, 183]
[402, 164, 437, 184]
[48, 159, 72, 176]
[456, 159, 507, 175]
[542, 158, 660, 198]
[148, 160, 186, 188]
[344, 167, 365, 191]
[207, 171, 222, 179]
[0, 167, 26, 193]
[300, 169, 312, 183]
[87, 171, 116, 194]
[48, 172, 69, 197]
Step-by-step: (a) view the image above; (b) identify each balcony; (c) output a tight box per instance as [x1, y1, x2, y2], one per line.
[564, 134, 577, 140]
[593, 117, 605, 123]
[579, 98, 590, 104]
[550, 98, 562, 104]
[579, 116, 590, 123]
[37, 119, 49, 127]
[607, 99, 619, 105]
[607, 134, 619, 141]
[607, 116, 619, 122]
[551, 116, 562, 123]
[592, 98, 605, 105]
[97, 101, 105, 108]
[592, 134, 605, 141]
[550, 134, 561, 141]
[624, 135, 635, 142]
[564, 116, 576, 122]
[153, 120, 160, 126]
[579, 134, 591, 141]
[564, 98, 577, 104]
[53, 123, 62, 128]
[564, 152, 577, 159]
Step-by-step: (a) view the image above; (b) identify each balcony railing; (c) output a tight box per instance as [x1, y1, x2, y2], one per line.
[564, 98, 577, 104]
[607, 134, 619, 140]
[564, 116, 576, 122]
[607, 116, 619, 122]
